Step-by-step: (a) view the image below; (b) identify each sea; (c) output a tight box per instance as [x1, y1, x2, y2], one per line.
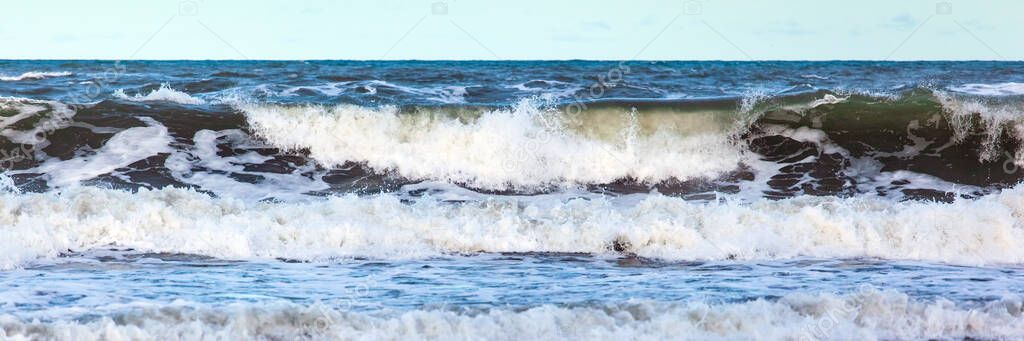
[1, 60, 1023, 340]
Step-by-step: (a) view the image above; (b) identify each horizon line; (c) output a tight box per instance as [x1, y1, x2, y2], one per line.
[2, 59, 1023, 62]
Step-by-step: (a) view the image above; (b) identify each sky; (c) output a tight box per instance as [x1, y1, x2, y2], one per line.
[1, 0, 1021, 60]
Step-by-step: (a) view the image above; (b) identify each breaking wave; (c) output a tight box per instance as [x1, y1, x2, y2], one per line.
[113, 84, 206, 105]
[238, 88, 1024, 195]
[8, 60, 1024, 341]
[242, 100, 746, 190]
[0, 71, 72, 82]
[2, 183, 1024, 269]
[5, 87, 1024, 199]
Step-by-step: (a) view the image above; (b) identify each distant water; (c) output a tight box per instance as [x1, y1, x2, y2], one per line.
[1, 60, 1024, 339]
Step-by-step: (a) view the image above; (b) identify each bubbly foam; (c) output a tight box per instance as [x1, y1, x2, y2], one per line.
[368, 81, 469, 104]
[0, 97, 77, 146]
[242, 101, 746, 189]
[113, 84, 206, 105]
[0, 100, 48, 131]
[0, 71, 72, 82]
[27, 117, 173, 187]
[3, 181, 1024, 269]
[0, 174, 17, 194]
[164, 129, 330, 201]
[950, 82, 1024, 96]
[933, 90, 1024, 161]
[1, 289, 1021, 340]
[507, 80, 583, 100]
[280, 81, 470, 104]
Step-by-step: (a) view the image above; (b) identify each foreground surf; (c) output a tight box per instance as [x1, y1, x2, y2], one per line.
[2, 289, 1021, 340]
[2, 182, 1023, 268]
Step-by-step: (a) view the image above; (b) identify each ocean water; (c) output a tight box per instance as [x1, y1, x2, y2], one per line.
[1, 60, 1024, 340]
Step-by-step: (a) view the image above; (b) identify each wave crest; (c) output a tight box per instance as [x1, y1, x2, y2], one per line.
[242, 100, 746, 190]
[0, 71, 72, 82]
[113, 84, 206, 105]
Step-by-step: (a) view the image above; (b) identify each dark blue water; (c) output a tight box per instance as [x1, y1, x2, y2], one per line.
[3, 60, 1024, 106]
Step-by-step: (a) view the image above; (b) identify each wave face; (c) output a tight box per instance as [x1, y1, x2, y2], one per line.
[243, 101, 744, 190]
[4, 60, 1024, 339]
[239, 89, 1024, 198]
[3, 87, 1024, 200]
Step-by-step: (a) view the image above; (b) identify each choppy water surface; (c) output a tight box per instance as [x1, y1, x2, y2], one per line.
[2, 61, 1024, 339]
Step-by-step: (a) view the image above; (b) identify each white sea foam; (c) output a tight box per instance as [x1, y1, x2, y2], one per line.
[0, 71, 72, 81]
[370, 81, 470, 104]
[0, 100, 48, 130]
[27, 117, 173, 187]
[164, 129, 330, 201]
[936, 89, 1024, 165]
[280, 82, 351, 97]
[282, 80, 468, 102]
[3, 179, 1024, 269]
[507, 80, 583, 100]
[950, 82, 1024, 96]
[758, 93, 850, 117]
[277, 80, 470, 103]
[113, 84, 206, 105]
[933, 90, 1024, 161]
[1, 289, 1021, 340]
[800, 74, 831, 80]
[242, 101, 746, 189]
[0, 174, 17, 194]
[0, 97, 77, 146]
[807, 93, 848, 108]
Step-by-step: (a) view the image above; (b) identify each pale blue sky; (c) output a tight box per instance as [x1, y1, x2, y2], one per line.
[1, 0, 1021, 60]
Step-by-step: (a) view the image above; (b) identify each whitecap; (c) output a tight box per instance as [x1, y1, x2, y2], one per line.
[800, 74, 830, 80]
[949, 82, 1024, 96]
[113, 83, 206, 105]
[0, 71, 72, 81]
